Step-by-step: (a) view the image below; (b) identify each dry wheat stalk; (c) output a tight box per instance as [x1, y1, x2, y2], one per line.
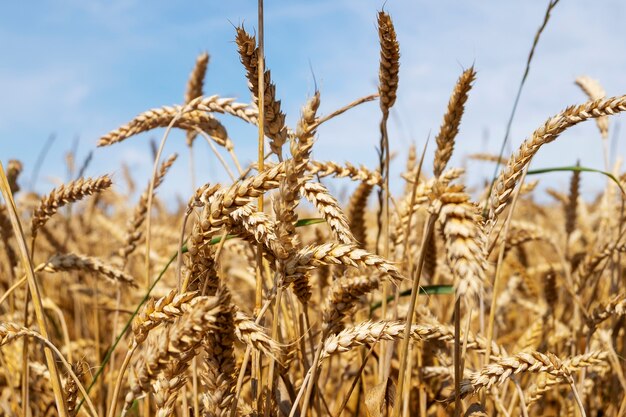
[433, 67, 476, 177]
[235, 26, 288, 160]
[185, 52, 210, 146]
[42, 253, 136, 287]
[31, 175, 112, 238]
[489, 95, 626, 223]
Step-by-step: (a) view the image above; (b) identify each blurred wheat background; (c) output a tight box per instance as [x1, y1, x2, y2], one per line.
[0, 1, 625, 417]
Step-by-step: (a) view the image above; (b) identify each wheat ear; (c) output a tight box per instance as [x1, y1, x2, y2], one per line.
[235, 26, 287, 160]
[124, 294, 223, 412]
[321, 320, 501, 361]
[99, 107, 230, 148]
[433, 67, 476, 177]
[575, 76, 608, 139]
[438, 189, 487, 302]
[202, 287, 237, 416]
[347, 180, 375, 247]
[377, 10, 399, 114]
[42, 253, 136, 287]
[185, 51, 210, 146]
[285, 243, 404, 286]
[118, 154, 177, 261]
[458, 351, 566, 399]
[303, 181, 355, 245]
[489, 95, 626, 224]
[132, 290, 199, 345]
[526, 351, 607, 406]
[307, 160, 382, 185]
[31, 175, 112, 238]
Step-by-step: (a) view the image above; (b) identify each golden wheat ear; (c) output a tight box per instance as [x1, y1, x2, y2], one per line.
[31, 175, 112, 239]
[235, 25, 287, 161]
[185, 52, 210, 146]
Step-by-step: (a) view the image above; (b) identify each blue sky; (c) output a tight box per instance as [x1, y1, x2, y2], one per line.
[1, 1, 625, 202]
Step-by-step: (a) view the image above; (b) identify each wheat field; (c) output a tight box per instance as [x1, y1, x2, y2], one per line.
[0, 2, 625, 417]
